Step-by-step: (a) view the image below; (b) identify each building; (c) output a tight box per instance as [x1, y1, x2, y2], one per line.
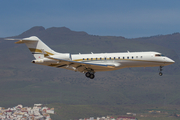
[0, 104, 54, 120]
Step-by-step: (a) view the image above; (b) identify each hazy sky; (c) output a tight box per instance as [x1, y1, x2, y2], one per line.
[1, 0, 180, 38]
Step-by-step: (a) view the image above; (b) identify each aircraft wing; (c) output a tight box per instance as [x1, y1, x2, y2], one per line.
[47, 55, 120, 73]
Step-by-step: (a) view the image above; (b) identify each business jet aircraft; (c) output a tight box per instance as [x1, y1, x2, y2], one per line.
[6, 36, 175, 79]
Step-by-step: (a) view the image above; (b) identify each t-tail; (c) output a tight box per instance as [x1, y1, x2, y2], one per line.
[6, 36, 58, 59]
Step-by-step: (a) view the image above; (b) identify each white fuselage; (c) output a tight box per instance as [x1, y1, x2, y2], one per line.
[71, 51, 174, 72]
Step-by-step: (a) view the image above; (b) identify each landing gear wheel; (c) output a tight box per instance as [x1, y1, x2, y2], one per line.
[89, 74, 95, 79]
[85, 72, 91, 77]
[158, 66, 163, 76]
[85, 72, 95, 79]
[159, 72, 163, 76]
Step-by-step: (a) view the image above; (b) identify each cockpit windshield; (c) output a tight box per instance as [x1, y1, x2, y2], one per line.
[155, 54, 165, 57]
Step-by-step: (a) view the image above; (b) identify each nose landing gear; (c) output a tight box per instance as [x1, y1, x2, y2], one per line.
[159, 66, 163, 76]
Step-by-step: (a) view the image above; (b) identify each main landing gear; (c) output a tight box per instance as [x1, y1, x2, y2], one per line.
[85, 72, 95, 79]
[159, 66, 163, 76]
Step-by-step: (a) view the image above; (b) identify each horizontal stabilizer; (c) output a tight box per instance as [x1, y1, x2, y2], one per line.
[5, 36, 39, 44]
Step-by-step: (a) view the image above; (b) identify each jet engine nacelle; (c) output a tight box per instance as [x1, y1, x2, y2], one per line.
[31, 53, 71, 64]
[55, 53, 71, 60]
[32, 59, 58, 64]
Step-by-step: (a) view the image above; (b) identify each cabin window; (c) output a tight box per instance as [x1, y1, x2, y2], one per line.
[110, 57, 111, 60]
[114, 57, 116, 59]
[127, 57, 129, 59]
[118, 57, 120, 59]
[100, 57, 102, 60]
[123, 57, 125, 59]
[132, 57, 133, 59]
[136, 56, 138, 58]
[91, 58, 93, 60]
[83, 58, 84, 60]
[155, 54, 161, 56]
[96, 58, 98, 60]
[87, 58, 89, 60]
[155, 54, 165, 57]
[105, 57, 106, 60]
[141, 56, 143, 58]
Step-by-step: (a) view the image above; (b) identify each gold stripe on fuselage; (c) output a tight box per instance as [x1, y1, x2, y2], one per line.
[29, 48, 54, 55]
[73, 58, 164, 63]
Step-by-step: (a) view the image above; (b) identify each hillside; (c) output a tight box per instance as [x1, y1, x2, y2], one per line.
[133, 33, 180, 58]
[0, 26, 180, 119]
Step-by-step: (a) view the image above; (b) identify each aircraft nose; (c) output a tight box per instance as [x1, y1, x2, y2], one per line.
[166, 58, 175, 65]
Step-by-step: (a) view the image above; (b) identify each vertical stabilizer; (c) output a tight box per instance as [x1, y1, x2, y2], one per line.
[6, 36, 58, 59]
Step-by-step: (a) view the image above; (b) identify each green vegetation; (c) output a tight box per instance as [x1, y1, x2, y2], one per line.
[1, 73, 180, 119]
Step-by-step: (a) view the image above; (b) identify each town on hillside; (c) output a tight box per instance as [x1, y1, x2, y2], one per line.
[0, 104, 54, 120]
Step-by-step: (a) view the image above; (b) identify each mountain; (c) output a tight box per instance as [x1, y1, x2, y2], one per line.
[0, 26, 180, 119]
[132, 33, 180, 58]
